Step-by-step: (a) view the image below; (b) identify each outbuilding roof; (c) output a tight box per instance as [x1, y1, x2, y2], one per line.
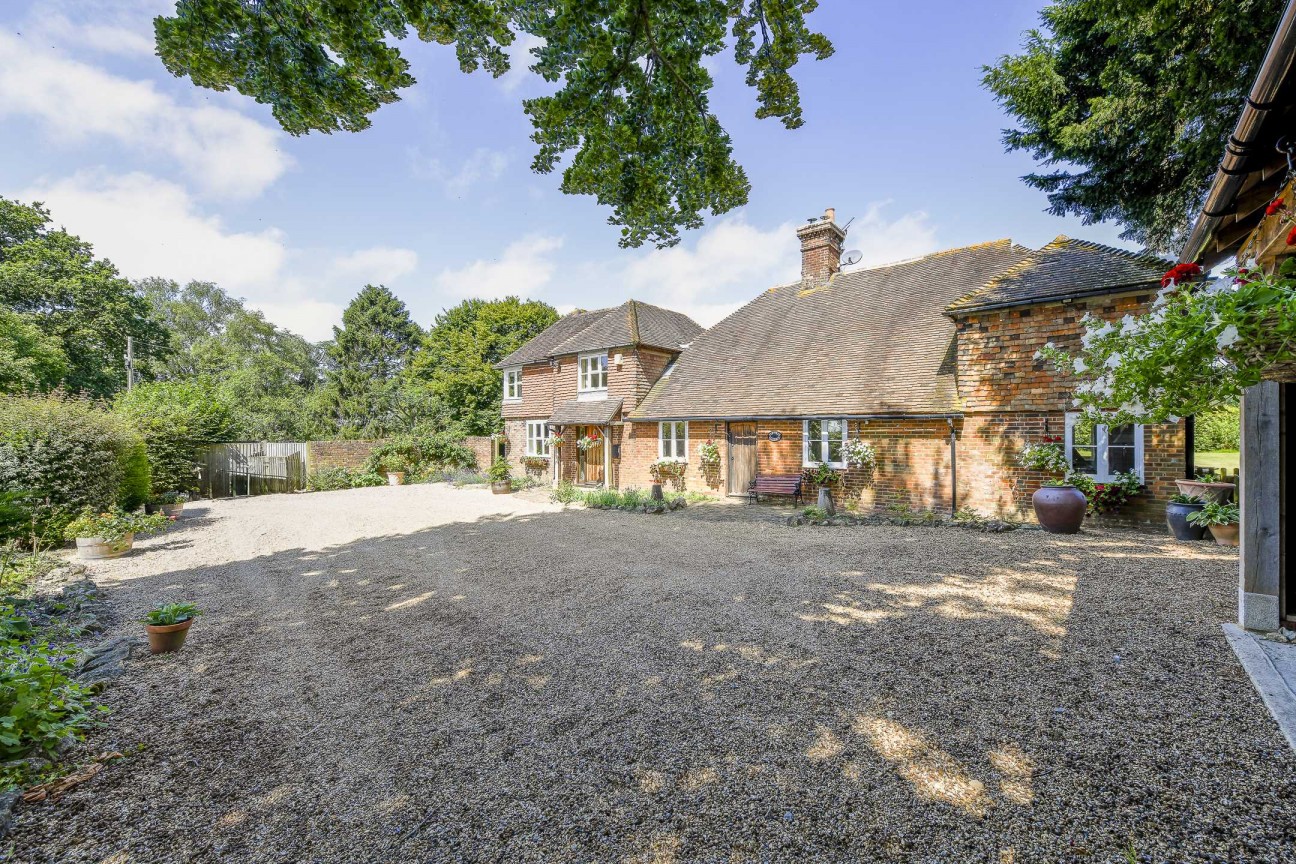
[496, 300, 702, 368]
[630, 240, 1032, 420]
[946, 236, 1171, 314]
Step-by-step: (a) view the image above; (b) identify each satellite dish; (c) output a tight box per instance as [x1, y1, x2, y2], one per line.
[840, 249, 863, 267]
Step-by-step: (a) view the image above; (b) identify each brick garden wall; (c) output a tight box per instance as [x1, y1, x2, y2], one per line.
[306, 440, 383, 472]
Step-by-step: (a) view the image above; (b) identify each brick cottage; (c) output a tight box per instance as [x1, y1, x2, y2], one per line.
[499, 209, 1188, 526]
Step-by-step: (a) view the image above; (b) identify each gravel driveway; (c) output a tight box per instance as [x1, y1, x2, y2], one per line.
[12, 485, 1295, 863]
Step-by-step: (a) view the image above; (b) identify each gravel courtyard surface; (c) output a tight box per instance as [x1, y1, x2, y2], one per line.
[12, 485, 1295, 863]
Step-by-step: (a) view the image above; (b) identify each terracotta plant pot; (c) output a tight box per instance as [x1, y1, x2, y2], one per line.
[1165, 501, 1207, 541]
[1174, 479, 1235, 504]
[1208, 523, 1240, 547]
[1032, 486, 1087, 534]
[386, 472, 405, 486]
[76, 534, 133, 560]
[145, 618, 194, 654]
[491, 480, 511, 495]
[146, 503, 184, 520]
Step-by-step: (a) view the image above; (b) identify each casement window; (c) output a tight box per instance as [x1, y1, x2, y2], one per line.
[803, 419, 846, 467]
[578, 352, 608, 393]
[526, 421, 550, 457]
[503, 368, 522, 401]
[1064, 413, 1143, 481]
[658, 421, 688, 460]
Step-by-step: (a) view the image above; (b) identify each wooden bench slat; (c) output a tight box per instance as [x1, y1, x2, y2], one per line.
[748, 474, 803, 505]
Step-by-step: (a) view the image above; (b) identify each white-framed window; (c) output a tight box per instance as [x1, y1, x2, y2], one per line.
[1064, 412, 1143, 481]
[578, 352, 608, 393]
[803, 419, 847, 467]
[503, 368, 522, 401]
[658, 421, 687, 460]
[526, 421, 550, 457]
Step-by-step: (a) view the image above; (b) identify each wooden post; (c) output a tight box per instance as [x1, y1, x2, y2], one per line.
[1240, 381, 1283, 630]
[603, 425, 612, 489]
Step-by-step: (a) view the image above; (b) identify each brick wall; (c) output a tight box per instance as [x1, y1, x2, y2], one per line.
[955, 291, 1156, 413]
[307, 440, 383, 472]
[619, 420, 727, 493]
[502, 362, 555, 421]
[464, 436, 494, 469]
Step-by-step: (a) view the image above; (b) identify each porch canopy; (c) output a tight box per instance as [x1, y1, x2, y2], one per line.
[548, 398, 623, 429]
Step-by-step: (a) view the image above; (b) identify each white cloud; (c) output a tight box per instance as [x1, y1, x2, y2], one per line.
[0, 32, 290, 199]
[410, 147, 511, 196]
[433, 234, 564, 299]
[841, 202, 940, 270]
[24, 11, 158, 58]
[19, 171, 357, 340]
[332, 247, 420, 286]
[499, 33, 547, 93]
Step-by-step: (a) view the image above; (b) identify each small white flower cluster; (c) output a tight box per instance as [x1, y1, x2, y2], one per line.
[842, 439, 876, 470]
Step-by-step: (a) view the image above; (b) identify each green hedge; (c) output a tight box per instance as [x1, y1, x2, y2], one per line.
[1195, 405, 1240, 452]
[114, 380, 237, 496]
[306, 467, 386, 491]
[362, 432, 476, 480]
[0, 393, 149, 543]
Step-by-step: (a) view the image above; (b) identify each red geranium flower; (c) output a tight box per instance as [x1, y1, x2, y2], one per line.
[1160, 262, 1202, 287]
[1095, 484, 1106, 491]
[1266, 197, 1285, 217]
[1286, 225, 1296, 246]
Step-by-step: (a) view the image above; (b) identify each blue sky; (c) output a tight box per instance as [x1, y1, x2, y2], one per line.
[0, 0, 1129, 341]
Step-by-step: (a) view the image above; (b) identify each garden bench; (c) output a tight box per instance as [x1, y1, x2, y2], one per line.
[748, 474, 803, 506]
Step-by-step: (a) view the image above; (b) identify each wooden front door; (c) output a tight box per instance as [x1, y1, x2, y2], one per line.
[578, 425, 605, 486]
[728, 422, 757, 496]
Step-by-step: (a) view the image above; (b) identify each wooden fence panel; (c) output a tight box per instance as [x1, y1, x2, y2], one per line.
[200, 443, 309, 498]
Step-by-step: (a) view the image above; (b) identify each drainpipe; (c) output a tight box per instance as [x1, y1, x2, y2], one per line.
[947, 418, 958, 516]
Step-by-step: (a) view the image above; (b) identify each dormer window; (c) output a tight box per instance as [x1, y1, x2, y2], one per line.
[503, 368, 522, 401]
[579, 353, 608, 393]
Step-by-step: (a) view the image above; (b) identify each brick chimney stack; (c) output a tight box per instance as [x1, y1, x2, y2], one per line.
[796, 207, 846, 282]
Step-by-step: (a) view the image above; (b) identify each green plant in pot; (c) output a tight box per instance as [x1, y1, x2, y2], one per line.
[1187, 500, 1240, 547]
[1165, 493, 1207, 542]
[804, 461, 841, 515]
[487, 459, 513, 494]
[143, 602, 201, 653]
[63, 509, 170, 560]
[145, 491, 189, 520]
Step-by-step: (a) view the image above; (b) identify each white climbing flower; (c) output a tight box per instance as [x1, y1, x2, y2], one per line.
[1073, 357, 1088, 374]
[1104, 353, 1122, 369]
[1215, 324, 1240, 350]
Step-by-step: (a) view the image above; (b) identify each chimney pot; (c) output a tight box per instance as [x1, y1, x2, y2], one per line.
[824, 207, 836, 223]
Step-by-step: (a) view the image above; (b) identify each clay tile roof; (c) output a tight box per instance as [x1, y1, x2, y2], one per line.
[497, 300, 702, 368]
[549, 398, 624, 427]
[630, 240, 1032, 420]
[946, 236, 1172, 314]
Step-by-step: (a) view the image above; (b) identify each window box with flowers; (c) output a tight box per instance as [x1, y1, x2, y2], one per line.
[649, 458, 687, 493]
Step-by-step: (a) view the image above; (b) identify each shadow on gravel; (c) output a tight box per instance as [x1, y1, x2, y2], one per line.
[14, 508, 1288, 864]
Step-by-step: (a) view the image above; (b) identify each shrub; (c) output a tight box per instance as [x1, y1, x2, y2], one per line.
[63, 509, 169, 543]
[550, 481, 582, 504]
[363, 432, 477, 481]
[114, 380, 237, 495]
[1195, 404, 1240, 452]
[0, 393, 148, 543]
[486, 459, 512, 484]
[0, 634, 98, 759]
[143, 602, 200, 625]
[306, 467, 386, 491]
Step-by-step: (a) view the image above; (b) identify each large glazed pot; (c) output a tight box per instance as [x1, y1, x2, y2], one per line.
[76, 534, 133, 560]
[491, 480, 511, 495]
[1166, 500, 1207, 541]
[1032, 486, 1087, 534]
[1174, 479, 1235, 504]
[1208, 523, 1240, 547]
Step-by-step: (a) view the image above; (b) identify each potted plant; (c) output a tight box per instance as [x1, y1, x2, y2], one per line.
[805, 461, 841, 515]
[1188, 500, 1241, 547]
[487, 459, 513, 494]
[63, 509, 170, 560]
[576, 431, 602, 451]
[1017, 438, 1086, 533]
[145, 491, 189, 520]
[1174, 478, 1236, 504]
[1166, 493, 1207, 541]
[648, 459, 686, 498]
[842, 439, 876, 471]
[143, 602, 201, 654]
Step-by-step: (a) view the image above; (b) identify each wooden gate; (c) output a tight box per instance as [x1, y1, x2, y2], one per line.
[727, 422, 757, 496]
[201, 442, 308, 498]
